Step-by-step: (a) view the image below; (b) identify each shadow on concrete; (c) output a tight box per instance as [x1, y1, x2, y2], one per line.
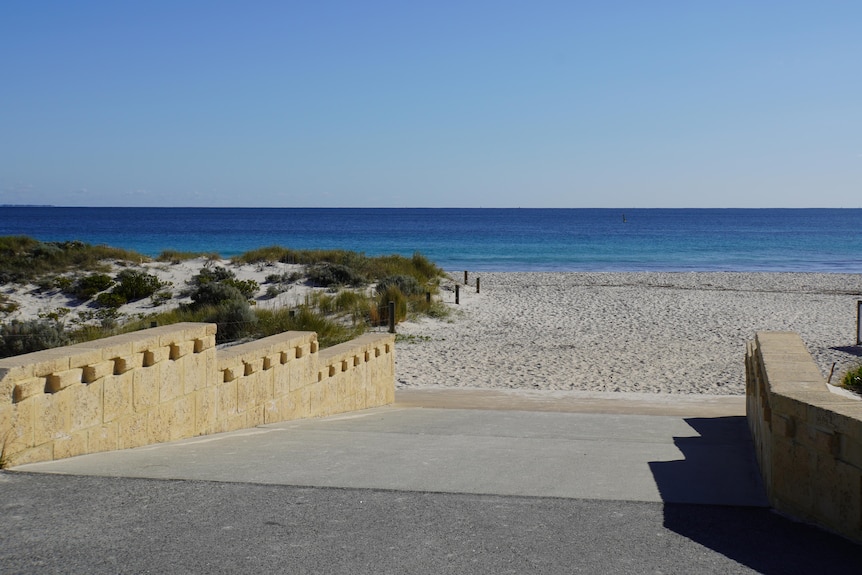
[651, 417, 861, 573]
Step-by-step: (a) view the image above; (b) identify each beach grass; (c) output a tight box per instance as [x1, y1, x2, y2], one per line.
[0, 238, 451, 356]
[0, 236, 146, 283]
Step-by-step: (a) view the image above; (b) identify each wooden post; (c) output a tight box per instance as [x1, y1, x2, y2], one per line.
[455, 284, 460, 305]
[426, 291, 431, 303]
[476, 277, 480, 294]
[464, 271, 468, 284]
[388, 301, 396, 334]
[857, 300, 861, 345]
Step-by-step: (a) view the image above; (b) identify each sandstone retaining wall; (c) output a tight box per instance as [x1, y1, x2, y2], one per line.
[746, 331, 862, 544]
[0, 323, 395, 467]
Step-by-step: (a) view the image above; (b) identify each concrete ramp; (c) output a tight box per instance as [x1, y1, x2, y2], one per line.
[14, 390, 767, 507]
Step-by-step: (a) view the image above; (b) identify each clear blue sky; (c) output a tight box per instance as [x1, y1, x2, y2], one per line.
[1, 1, 860, 208]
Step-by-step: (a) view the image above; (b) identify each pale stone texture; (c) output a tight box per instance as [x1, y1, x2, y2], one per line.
[0, 323, 394, 468]
[747, 331, 862, 544]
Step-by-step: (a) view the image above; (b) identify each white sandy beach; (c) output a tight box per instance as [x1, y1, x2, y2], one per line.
[395, 272, 862, 396]
[3, 264, 861, 396]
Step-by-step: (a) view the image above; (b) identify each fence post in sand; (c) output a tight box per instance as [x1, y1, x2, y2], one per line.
[464, 271, 468, 284]
[388, 301, 396, 334]
[455, 284, 460, 305]
[476, 277, 480, 294]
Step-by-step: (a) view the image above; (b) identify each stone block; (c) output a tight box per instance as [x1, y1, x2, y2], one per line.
[217, 380, 238, 417]
[195, 387, 219, 436]
[291, 387, 311, 421]
[133, 364, 160, 411]
[811, 455, 861, 530]
[114, 353, 144, 375]
[63, 346, 103, 370]
[180, 353, 198, 395]
[31, 350, 73, 378]
[170, 396, 195, 441]
[194, 335, 216, 353]
[103, 373, 133, 423]
[159, 360, 182, 403]
[53, 430, 88, 460]
[273, 363, 290, 398]
[88, 423, 118, 454]
[148, 402, 174, 444]
[0, 361, 35, 385]
[226, 412, 247, 432]
[236, 375, 256, 414]
[69, 379, 103, 432]
[170, 341, 195, 360]
[256, 369, 274, 406]
[143, 346, 171, 367]
[3, 442, 54, 467]
[82, 360, 114, 383]
[13, 378, 46, 403]
[263, 398, 280, 424]
[45, 368, 84, 393]
[33, 391, 71, 446]
[117, 412, 149, 450]
[3, 398, 35, 456]
[249, 404, 266, 427]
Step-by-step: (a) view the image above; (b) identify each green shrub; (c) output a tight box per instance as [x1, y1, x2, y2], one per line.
[190, 282, 247, 307]
[0, 294, 19, 315]
[151, 290, 173, 306]
[95, 292, 127, 309]
[307, 263, 365, 287]
[222, 277, 259, 299]
[190, 266, 235, 286]
[254, 306, 362, 348]
[210, 300, 258, 343]
[842, 365, 862, 392]
[264, 285, 284, 299]
[375, 285, 408, 325]
[113, 269, 165, 301]
[376, 275, 421, 296]
[0, 236, 144, 283]
[74, 273, 115, 299]
[53, 276, 74, 292]
[0, 319, 70, 358]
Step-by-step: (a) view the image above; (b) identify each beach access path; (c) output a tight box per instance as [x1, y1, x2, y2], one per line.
[4, 389, 861, 573]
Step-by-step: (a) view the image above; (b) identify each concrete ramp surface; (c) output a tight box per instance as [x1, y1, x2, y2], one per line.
[15, 396, 767, 507]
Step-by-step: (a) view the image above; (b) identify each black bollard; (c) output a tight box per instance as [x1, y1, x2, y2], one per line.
[388, 301, 396, 333]
[476, 277, 480, 294]
[455, 284, 460, 305]
[464, 270, 468, 284]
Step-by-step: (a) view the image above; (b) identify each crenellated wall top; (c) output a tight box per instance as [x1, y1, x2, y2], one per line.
[0, 323, 217, 401]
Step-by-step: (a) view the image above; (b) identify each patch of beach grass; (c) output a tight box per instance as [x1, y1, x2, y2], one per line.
[0, 236, 146, 283]
[156, 249, 221, 263]
[841, 364, 862, 394]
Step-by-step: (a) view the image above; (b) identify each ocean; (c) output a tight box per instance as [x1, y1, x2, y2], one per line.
[1, 207, 861, 273]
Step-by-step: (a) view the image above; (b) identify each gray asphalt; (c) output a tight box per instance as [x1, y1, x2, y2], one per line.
[2, 390, 860, 573]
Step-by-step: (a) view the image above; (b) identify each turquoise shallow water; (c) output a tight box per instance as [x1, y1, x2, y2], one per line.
[1, 207, 860, 272]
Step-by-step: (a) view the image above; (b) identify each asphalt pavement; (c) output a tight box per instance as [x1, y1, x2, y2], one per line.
[1, 389, 860, 573]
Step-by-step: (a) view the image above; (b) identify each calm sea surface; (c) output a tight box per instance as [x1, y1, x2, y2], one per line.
[1, 207, 861, 273]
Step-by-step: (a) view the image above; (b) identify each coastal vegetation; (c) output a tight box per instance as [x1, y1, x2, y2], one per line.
[0, 237, 449, 357]
[842, 364, 862, 394]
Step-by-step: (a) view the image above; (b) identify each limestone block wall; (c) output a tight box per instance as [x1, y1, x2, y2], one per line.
[746, 331, 862, 544]
[0, 323, 396, 468]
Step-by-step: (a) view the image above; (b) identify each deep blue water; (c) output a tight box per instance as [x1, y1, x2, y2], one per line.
[1, 207, 861, 273]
